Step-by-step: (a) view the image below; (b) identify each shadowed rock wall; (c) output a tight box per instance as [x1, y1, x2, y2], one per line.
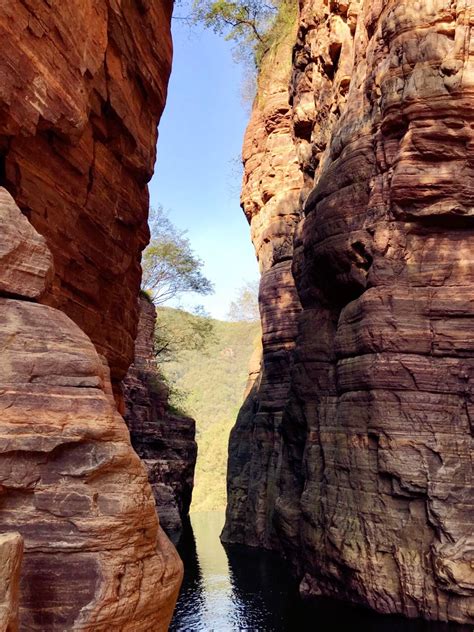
[222, 9, 304, 550]
[224, 0, 474, 624]
[124, 295, 197, 539]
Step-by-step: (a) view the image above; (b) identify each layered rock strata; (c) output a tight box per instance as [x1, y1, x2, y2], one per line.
[224, 0, 474, 624]
[0, 532, 23, 632]
[0, 1, 184, 626]
[123, 295, 197, 538]
[0, 189, 182, 629]
[0, 0, 173, 384]
[223, 6, 304, 549]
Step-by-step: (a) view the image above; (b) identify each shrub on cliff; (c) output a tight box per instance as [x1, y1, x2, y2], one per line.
[142, 206, 213, 305]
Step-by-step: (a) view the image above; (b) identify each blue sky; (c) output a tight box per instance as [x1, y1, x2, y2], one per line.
[149, 13, 260, 320]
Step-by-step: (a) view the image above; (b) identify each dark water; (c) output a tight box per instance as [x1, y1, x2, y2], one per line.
[170, 511, 471, 632]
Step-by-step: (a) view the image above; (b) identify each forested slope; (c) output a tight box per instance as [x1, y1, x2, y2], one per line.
[160, 310, 261, 511]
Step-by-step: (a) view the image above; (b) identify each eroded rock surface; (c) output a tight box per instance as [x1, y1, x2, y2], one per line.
[0, 189, 53, 300]
[0, 0, 173, 383]
[0, 190, 182, 629]
[223, 10, 304, 549]
[0, 532, 23, 632]
[0, 2, 185, 628]
[224, 0, 474, 624]
[123, 295, 197, 538]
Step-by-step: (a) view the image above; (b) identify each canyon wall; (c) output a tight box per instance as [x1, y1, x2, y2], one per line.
[224, 0, 474, 624]
[0, 0, 173, 385]
[123, 295, 197, 538]
[0, 2, 183, 629]
[223, 8, 304, 549]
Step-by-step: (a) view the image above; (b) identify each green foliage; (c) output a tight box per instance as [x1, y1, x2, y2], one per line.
[139, 288, 154, 304]
[161, 311, 261, 511]
[154, 305, 216, 362]
[194, 0, 274, 44]
[192, 0, 296, 68]
[149, 369, 190, 417]
[227, 279, 259, 321]
[254, 0, 297, 68]
[192, 417, 236, 510]
[167, 383, 191, 417]
[142, 206, 213, 305]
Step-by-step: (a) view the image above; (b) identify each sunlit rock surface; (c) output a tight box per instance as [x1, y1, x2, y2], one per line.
[0, 532, 23, 632]
[0, 0, 173, 383]
[0, 1, 184, 627]
[0, 190, 182, 629]
[123, 295, 197, 537]
[0, 188, 53, 300]
[224, 0, 474, 623]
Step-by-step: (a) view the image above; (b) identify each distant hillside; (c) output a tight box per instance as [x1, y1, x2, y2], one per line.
[158, 309, 261, 512]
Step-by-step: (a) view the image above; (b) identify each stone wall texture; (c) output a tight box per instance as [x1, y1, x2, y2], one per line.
[123, 295, 197, 538]
[0, 188, 182, 630]
[224, 0, 474, 624]
[0, 2, 183, 628]
[0, 0, 173, 383]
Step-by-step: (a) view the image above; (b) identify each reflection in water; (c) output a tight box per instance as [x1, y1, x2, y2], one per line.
[170, 512, 470, 632]
[225, 542, 304, 630]
[170, 515, 206, 629]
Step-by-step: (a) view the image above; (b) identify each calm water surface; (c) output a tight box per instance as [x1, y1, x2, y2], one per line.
[170, 511, 471, 632]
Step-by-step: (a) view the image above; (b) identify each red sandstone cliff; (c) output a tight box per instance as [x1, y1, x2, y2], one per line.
[224, 0, 474, 624]
[0, 2, 182, 629]
[222, 13, 304, 549]
[0, 0, 173, 384]
[0, 188, 182, 629]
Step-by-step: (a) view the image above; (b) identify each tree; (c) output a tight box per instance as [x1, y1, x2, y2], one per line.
[192, 0, 279, 66]
[227, 280, 260, 321]
[194, 0, 275, 42]
[142, 206, 213, 305]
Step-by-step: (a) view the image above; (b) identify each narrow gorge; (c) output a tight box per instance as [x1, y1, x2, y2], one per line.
[0, 0, 472, 630]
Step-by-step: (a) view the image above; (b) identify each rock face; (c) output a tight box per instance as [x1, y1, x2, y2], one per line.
[0, 189, 182, 630]
[123, 295, 197, 538]
[0, 2, 184, 627]
[0, 0, 173, 383]
[224, 0, 474, 624]
[222, 9, 304, 550]
[0, 532, 23, 632]
[0, 188, 53, 300]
